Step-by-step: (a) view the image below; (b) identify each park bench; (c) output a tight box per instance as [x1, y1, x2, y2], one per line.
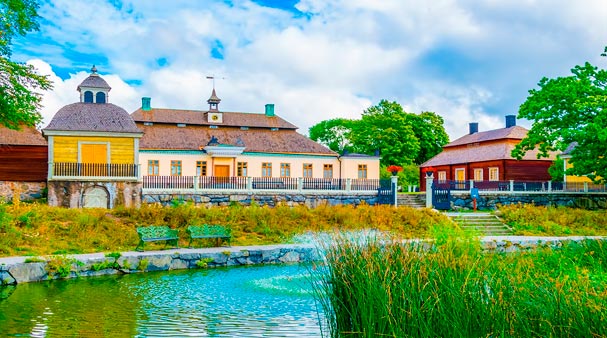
[135, 225, 179, 252]
[186, 224, 231, 248]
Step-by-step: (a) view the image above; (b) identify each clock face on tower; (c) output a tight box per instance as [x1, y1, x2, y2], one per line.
[208, 113, 222, 123]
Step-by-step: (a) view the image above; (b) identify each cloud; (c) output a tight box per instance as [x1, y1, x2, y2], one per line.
[16, 0, 607, 141]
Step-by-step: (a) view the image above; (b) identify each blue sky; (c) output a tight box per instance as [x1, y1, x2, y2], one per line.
[12, 0, 607, 140]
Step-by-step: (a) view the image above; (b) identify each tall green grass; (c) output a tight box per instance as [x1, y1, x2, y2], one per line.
[313, 233, 607, 337]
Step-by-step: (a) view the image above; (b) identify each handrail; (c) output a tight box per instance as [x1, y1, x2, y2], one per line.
[432, 179, 607, 193]
[52, 162, 139, 178]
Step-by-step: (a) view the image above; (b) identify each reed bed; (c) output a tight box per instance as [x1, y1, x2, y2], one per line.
[313, 233, 607, 337]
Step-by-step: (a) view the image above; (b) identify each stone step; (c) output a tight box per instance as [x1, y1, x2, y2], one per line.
[397, 194, 426, 209]
[446, 212, 513, 235]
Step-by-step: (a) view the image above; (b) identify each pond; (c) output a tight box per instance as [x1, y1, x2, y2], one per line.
[0, 264, 324, 337]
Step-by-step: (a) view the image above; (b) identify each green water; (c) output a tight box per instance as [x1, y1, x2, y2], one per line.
[0, 264, 323, 337]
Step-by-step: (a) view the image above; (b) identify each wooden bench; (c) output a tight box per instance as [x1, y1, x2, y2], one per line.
[186, 224, 231, 248]
[135, 225, 179, 252]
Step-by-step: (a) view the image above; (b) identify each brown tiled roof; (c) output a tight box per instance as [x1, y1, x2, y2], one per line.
[44, 103, 141, 133]
[445, 126, 528, 148]
[131, 108, 298, 129]
[77, 74, 111, 91]
[137, 123, 336, 155]
[0, 125, 47, 146]
[421, 142, 556, 167]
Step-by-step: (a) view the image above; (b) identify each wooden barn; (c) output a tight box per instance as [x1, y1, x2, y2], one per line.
[0, 125, 48, 201]
[419, 115, 556, 191]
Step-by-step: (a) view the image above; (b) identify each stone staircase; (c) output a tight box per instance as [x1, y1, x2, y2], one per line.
[446, 212, 513, 236]
[397, 194, 426, 208]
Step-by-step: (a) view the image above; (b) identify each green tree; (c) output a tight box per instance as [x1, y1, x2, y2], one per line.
[350, 100, 420, 166]
[548, 157, 565, 182]
[407, 111, 449, 164]
[308, 118, 355, 153]
[512, 58, 607, 183]
[0, 0, 52, 129]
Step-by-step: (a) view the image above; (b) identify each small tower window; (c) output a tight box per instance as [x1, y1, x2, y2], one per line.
[96, 92, 106, 104]
[84, 91, 94, 103]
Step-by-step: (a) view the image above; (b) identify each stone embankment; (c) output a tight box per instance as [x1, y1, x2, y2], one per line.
[1, 237, 604, 285]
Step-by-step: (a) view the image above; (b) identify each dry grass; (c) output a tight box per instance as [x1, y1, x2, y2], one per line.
[0, 201, 452, 257]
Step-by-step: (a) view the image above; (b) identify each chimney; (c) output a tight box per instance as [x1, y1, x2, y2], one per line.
[265, 104, 275, 117]
[506, 115, 516, 128]
[142, 97, 151, 111]
[374, 149, 380, 157]
[469, 122, 478, 135]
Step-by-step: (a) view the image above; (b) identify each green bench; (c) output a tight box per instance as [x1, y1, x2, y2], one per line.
[135, 225, 179, 252]
[187, 224, 231, 248]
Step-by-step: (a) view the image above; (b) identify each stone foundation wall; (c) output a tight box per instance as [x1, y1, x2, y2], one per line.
[143, 191, 380, 207]
[0, 181, 46, 202]
[48, 181, 142, 208]
[0, 245, 321, 284]
[449, 192, 607, 210]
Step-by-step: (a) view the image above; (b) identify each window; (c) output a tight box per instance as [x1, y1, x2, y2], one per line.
[196, 161, 207, 176]
[280, 163, 291, 177]
[323, 164, 333, 179]
[455, 168, 466, 181]
[84, 91, 93, 103]
[262, 162, 272, 177]
[148, 160, 159, 176]
[474, 168, 483, 181]
[438, 171, 447, 181]
[489, 167, 499, 181]
[96, 92, 106, 104]
[237, 162, 248, 177]
[358, 164, 368, 179]
[303, 163, 313, 178]
[171, 160, 182, 176]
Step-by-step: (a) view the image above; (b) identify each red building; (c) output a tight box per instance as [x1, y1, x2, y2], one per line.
[419, 115, 556, 191]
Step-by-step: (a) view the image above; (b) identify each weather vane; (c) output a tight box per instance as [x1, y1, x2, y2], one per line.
[205, 75, 225, 89]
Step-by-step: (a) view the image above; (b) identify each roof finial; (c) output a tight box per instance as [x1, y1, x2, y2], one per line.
[91, 65, 98, 75]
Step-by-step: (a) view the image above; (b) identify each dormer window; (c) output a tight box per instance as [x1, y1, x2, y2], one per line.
[210, 125, 218, 129]
[271, 127, 279, 131]
[143, 122, 153, 126]
[84, 91, 94, 103]
[241, 126, 249, 130]
[96, 92, 106, 104]
[177, 123, 186, 128]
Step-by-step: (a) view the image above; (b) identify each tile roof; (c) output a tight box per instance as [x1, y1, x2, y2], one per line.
[561, 142, 578, 156]
[445, 126, 528, 148]
[131, 108, 298, 129]
[421, 141, 556, 167]
[44, 103, 141, 133]
[77, 74, 111, 91]
[0, 125, 47, 146]
[137, 123, 336, 155]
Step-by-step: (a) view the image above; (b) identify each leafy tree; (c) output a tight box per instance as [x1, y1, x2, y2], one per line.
[512, 57, 607, 183]
[548, 157, 565, 182]
[350, 100, 420, 166]
[308, 118, 355, 153]
[309, 100, 450, 167]
[0, 0, 52, 129]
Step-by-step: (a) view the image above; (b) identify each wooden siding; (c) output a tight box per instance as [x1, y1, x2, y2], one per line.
[52, 136, 135, 164]
[504, 160, 552, 181]
[0, 145, 48, 181]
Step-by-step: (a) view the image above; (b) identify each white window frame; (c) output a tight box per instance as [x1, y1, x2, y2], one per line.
[474, 168, 483, 181]
[489, 167, 499, 181]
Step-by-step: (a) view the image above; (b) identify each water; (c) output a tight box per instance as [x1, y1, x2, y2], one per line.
[0, 264, 324, 337]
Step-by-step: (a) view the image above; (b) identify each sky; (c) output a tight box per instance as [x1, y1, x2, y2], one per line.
[11, 0, 607, 141]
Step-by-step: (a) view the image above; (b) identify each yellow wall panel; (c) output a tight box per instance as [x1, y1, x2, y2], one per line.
[52, 136, 135, 164]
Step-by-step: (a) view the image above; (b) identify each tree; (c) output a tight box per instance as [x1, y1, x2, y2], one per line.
[308, 118, 355, 153]
[512, 56, 607, 183]
[350, 100, 420, 166]
[309, 100, 450, 167]
[0, 0, 52, 129]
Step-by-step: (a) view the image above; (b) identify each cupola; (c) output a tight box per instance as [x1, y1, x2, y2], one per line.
[77, 65, 111, 104]
[207, 88, 221, 111]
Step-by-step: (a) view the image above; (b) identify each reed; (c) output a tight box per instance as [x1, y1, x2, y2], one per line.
[498, 204, 607, 235]
[313, 232, 607, 337]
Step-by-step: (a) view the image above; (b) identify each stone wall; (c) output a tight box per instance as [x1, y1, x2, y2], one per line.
[0, 245, 321, 285]
[449, 192, 607, 210]
[0, 181, 46, 202]
[143, 191, 380, 207]
[48, 181, 142, 208]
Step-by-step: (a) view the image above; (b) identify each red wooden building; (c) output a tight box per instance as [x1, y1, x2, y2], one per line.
[0, 125, 48, 182]
[419, 115, 556, 191]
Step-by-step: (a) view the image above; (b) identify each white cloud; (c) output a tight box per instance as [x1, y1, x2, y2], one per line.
[19, 0, 607, 140]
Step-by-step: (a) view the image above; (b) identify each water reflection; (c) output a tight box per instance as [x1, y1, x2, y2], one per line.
[0, 264, 323, 337]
